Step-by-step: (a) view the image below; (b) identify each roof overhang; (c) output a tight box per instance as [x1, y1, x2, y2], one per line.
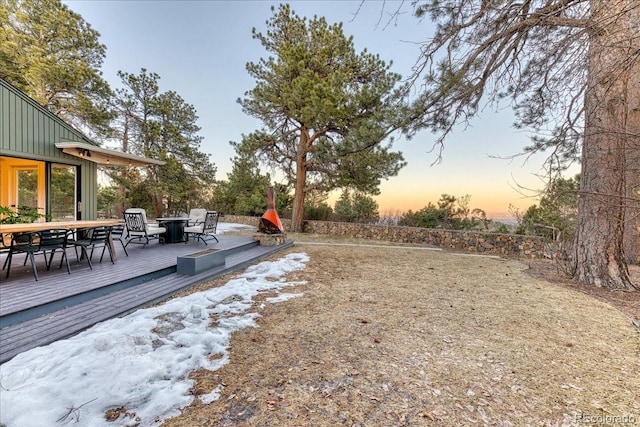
[55, 142, 165, 167]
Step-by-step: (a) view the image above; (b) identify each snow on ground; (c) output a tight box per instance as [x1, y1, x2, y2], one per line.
[0, 223, 309, 427]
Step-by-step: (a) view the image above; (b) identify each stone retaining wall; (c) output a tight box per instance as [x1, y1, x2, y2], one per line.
[222, 215, 544, 258]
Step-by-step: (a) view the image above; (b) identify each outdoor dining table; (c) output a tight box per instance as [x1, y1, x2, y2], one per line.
[0, 219, 122, 262]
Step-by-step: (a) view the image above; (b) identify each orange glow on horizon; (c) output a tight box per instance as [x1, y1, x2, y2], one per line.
[327, 189, 538, 220]
[373, 196, 533, 219]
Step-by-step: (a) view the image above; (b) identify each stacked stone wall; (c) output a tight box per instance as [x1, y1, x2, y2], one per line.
[222, 215, 544, 258]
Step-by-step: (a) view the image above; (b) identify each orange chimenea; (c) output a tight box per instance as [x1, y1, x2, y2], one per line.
[258, 186, 284, 234]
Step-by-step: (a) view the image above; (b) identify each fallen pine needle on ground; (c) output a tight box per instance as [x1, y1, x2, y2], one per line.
[163, 236, 640, 427]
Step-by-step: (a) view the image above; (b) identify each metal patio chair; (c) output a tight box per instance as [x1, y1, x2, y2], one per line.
[110, 223, 128, 256]
[69, 226, 114, 269]
[123, 210, 166, 248]
[4, 229, 71, 281]
[184, 210, 219, 245]
[187, 208, 207, 227]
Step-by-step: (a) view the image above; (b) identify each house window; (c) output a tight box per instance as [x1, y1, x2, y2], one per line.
[50, 164, 77, 221]
[0, 157, 45, 217]
[0, 157, 77, 221]
[16, 169, 39, 210]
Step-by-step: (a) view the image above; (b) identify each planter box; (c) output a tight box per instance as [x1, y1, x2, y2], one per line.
[177, 248, 225, 276]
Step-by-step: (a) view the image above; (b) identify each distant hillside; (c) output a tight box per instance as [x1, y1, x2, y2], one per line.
[492, 217, 518, 226]
[377, 215, 519, 231]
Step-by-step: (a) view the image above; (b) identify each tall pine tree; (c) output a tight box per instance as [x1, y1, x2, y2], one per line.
[394, 0, 639, 290]
[238, 4, 406, 232]
[0, 0, 113, 137]
[113, 69, 216, 216]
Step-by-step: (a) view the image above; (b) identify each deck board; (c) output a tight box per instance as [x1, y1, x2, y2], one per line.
[0, 235, 255, 316]
[0, 234, 293, 364]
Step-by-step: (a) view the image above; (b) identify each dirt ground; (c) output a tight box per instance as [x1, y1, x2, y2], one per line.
[160, 235, 639, 427]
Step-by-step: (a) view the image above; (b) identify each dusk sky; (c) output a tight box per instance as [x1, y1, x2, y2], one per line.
[64, 0, 580, 218]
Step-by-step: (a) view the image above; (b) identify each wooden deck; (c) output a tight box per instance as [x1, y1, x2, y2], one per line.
[0, 234, 293, 364]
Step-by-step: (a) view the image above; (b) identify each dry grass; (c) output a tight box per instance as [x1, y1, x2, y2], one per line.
[160, 234, 639, 427]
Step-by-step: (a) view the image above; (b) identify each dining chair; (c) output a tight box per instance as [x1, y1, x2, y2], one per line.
[184, 211, 219, 245]
[110, 223, 128, 256]
[1, 233, 13, 271]
[40, 229, 73, 269]
[69, 226, 113, 270]
[4, 229, 71, 281]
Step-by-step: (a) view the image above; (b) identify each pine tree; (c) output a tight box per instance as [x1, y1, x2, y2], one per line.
[112, 69, 216, 216]
[0, 0, 113, 137]
[238, 4, 406, 232]
[395, 0, 639, 289]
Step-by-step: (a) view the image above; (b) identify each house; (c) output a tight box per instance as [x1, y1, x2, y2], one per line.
[0, 78, 163, 221]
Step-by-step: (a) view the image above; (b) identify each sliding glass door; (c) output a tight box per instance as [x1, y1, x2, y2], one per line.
[0, 157, 77, 221]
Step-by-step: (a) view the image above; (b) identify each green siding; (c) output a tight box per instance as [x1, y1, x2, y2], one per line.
[0, 78, 99, 219]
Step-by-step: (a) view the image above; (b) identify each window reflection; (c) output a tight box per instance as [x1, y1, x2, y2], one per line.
[50, 164, 76, 221]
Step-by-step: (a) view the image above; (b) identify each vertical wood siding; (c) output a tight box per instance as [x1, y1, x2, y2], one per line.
[0, 79, 98, 219]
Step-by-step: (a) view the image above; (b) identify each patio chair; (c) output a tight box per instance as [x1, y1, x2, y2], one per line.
[187, 208, 207, 227]
[184, 210, 219, 245]
[1, 233, 12, 271]
[123, 209, 166, 248]
[4, 229, 71, 281]
[124, 208, 163, 228]
[110, 223, 128, 256]
[69, 226, 113, 270]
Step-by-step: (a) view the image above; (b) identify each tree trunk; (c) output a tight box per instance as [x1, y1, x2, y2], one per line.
[572, 0, 638, 290]
[153, 193, 164, 219]
[290, 128, 310, 233]
[623, 1, 640, 265]
[148, 165, 164, 219]
[625, 82, 640, 265]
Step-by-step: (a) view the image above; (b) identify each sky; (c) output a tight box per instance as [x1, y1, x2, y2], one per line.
[0, 223, 311, 427]
[62, 0, 580, 218]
